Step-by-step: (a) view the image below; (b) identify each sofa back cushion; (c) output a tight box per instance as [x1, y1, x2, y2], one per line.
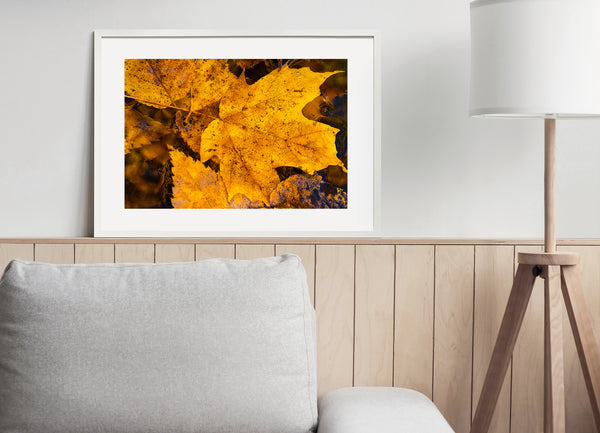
[0, 254, 316, 433]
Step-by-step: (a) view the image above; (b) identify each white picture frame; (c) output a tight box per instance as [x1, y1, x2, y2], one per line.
[94, 30, 380, 237]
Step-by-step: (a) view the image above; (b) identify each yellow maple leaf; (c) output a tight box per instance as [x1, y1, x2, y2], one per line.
[174, 102, 219, 155]
[124, 59, 236, 112]
[201, 65, 344, 204]
[170, 148, 229, 208]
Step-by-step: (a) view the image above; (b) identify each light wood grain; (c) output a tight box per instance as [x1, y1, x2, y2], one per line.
[114, 244, 154, 263]
[558, 246, 600, 433]
[545, 118, 557, 253]
[472, 245, 514, 433]
[155, 244, 195, 263]
[0, 243, 33, 272]
[315, 245, 355, 398]
[511, 246, 545, 433]
[34, 243, 74, 263]
[195, 244, 235, 260]
[434, 245, 474, 433]
[75, 244, 114, 264]
[545, 265, 566, 433]
[562, 264, 600, 432]
[394, 245, 434, 398]
[235, 244, 275, 260]
[354, 245, 395, 387]
[471, 263, 537, 433]
[519, 251, 579, 266]
[276, 244, 316, 306]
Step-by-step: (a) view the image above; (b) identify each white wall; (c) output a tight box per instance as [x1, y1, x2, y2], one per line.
[2, 0, 600, 238]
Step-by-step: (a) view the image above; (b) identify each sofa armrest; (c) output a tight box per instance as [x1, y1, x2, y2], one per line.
[317, 387, 455, 433]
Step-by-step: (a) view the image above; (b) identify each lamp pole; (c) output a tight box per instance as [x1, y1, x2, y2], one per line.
[543, 118, 565, 433]
[545, 118, 556, 253]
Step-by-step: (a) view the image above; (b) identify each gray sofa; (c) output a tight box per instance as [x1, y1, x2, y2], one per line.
[0, 254, 454, 433]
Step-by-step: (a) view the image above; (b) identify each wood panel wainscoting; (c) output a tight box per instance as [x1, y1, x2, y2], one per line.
[2, 238, 600, 433]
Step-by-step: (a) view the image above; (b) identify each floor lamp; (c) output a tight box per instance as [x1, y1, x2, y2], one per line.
[469, 1, 600, 433]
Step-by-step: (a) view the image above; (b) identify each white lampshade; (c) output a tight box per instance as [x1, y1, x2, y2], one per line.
[470, 0, 600, 118]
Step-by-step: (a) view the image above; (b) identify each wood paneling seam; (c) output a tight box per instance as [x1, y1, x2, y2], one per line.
[314, 246, 317, 311]
[432, 245, 436, 400]
[509, 245, 515, 433]
[352, 244, 356, 387]
[471, 245, 476, 428]
[392, 245, 397, 387]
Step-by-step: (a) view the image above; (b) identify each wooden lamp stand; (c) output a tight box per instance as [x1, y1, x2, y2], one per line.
[470, 119, 600, 433]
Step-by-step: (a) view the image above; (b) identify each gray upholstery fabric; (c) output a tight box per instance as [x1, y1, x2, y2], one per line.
[317, 387, 455, 433]
[0, 254, 317, 433]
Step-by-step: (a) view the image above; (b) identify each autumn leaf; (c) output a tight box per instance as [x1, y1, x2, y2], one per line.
[269, 173, 347, 208]
[125, 148, 172, 208]
[201, 65, 344, 204]
[125, 59, 237, 112]
[170, 148, 229, 208]
[124, 59, 347, 209]
[124, 102, 171, 153]
[231, 59, 264, 70]
[174, 101, 220, 155]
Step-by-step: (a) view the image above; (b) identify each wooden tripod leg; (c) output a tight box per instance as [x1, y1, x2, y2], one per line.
[561, 265, 600, 431]
[544, 265, 565, 433]
[471, 264, 537, 433]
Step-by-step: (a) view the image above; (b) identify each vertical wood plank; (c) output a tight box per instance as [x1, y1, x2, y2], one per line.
[75, 244, 115, 264]
[195, 244, 235, 260]
[275, 244, 316, 306]
[512, 245, 544, 433]
[315, 245, 355, 398]
[354, 244, 395, 387]
[473, 245, 514, 433]
[155, 244, 195, 263]
[0, 243, 34, 272]
[35, 243, 75, 264]
[434, 245, 474, 433]
[235, 244, 275, 260]
[471, 263, 537, 433]
[114, 244, 155, 263]
[558, 245, 600, 433]
[544, 265, 566, 433]
[394, 244, 434, 398]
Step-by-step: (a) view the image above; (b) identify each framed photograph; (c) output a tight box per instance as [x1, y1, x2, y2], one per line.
[94, 30, 380, 237]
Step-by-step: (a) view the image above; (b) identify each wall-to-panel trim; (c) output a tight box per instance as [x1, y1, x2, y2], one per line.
[4, 237, 600, 245]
